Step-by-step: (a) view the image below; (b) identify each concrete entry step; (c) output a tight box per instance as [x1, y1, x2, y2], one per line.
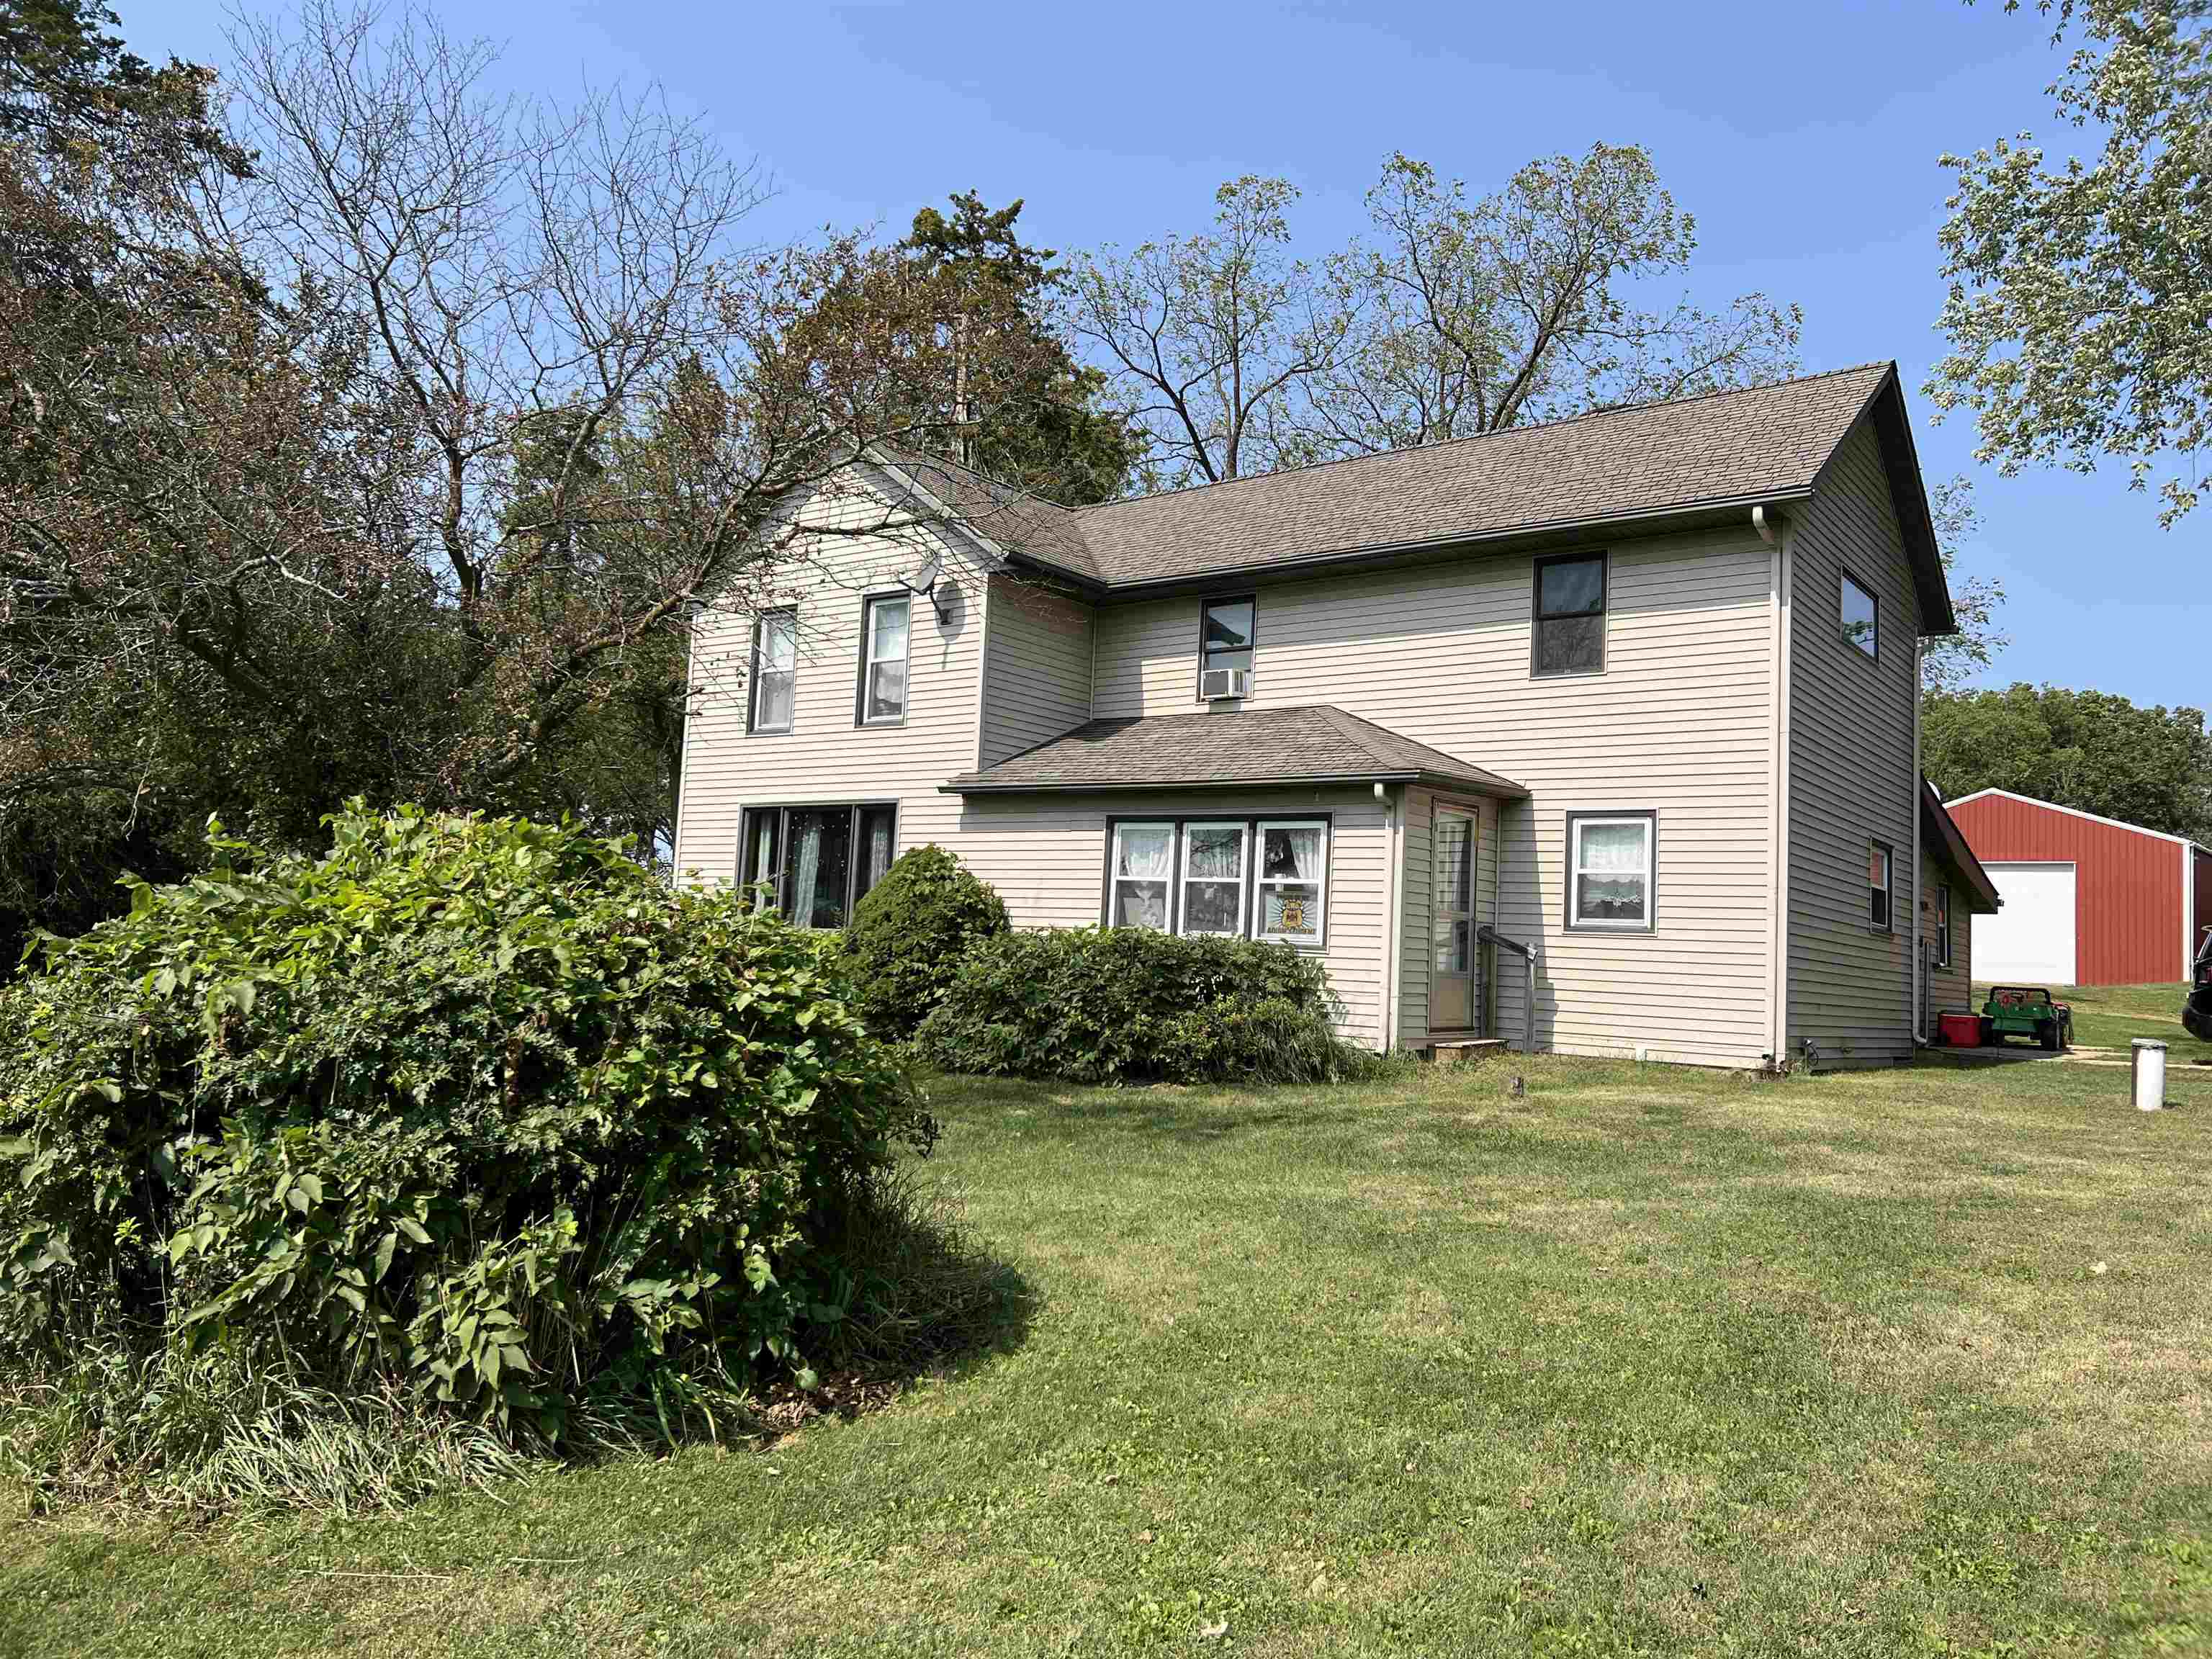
[1430, 1038, 1507, 1064]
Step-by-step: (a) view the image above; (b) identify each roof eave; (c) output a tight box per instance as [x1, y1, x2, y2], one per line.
[942, 768, 1528, 800]
[1075, 487, 1819, 600]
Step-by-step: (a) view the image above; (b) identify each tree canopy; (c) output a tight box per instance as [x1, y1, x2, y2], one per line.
[1923, 683, 2212, 841]
[1930, 0, 2212, 525]
[1067, 148, 1802, 487]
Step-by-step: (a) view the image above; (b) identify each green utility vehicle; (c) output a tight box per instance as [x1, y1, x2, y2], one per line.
[1980, 985, 2073, 1051]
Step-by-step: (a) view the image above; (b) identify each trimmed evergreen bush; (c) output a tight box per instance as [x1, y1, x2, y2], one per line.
[0, 806, 948, 1470]
[914, 927, 1381, 1084]
[844, 845, 1009, 1038]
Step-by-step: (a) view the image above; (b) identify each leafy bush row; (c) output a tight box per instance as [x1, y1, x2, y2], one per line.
[0, 807, 940, 1460]
[913, 925, 1382, 1084]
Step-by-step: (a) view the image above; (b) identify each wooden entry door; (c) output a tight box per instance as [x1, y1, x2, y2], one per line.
[1431, 805, 1478, 1031]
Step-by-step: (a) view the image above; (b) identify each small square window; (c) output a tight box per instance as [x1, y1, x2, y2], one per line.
[1869, 840, 1893, 932]
[1567, 812, 1655, 931]
[1534, 554, 1606, 677]
[1842, 572, 1879, 660]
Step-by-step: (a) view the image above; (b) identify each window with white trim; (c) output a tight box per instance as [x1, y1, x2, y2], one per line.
[750, 609, 796, 733]
[1102, 817, 1331, 945]
[1109, 821, 1174, 931]
[1869, 840, 1893, 932]
[1179, 822, 1249, 935]
[860, 593, 909, 724]
[1567, 812, 1655, 931]
[1256, 821, 1328, 945]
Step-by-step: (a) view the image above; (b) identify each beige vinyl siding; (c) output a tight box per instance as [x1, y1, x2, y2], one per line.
[977, 573, 1094, 767]
[1092, 529, 1778, 1069]
[1396, 787, 1500, 1048]
[673, 485, 987, 891]
[1784, 420, 1922, 1068]
[950, 787, 1392, 1048]
[1920, 850, 1974, 1030]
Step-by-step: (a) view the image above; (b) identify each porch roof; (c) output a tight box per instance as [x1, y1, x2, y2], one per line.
[942, 706, 1528, 800]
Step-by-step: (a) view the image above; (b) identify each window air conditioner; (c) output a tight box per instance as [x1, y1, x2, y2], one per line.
[1200, 667, 1251, 701]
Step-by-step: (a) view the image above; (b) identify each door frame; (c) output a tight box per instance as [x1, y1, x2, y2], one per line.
[1430, 801, 1480, 1034]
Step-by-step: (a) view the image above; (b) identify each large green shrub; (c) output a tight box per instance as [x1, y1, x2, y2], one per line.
[914, 927, 1378, 1084]
[844, 845, 1009, 1038]
[0, 807, 935, 1456]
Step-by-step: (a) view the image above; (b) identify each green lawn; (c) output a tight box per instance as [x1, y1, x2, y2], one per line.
[8, 1056, 2212, 1657]
[2030, 981, 2212, 1066]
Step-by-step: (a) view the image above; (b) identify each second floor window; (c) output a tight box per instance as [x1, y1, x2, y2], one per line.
[1198, 595, 1254, 698]
[1534, 554, 1606, 676]
[750, 609, 796, 734]
[860, 593, 909, 724]
[1842, 571, 1879, 660]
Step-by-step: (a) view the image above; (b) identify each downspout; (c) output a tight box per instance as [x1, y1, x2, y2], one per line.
[1755, 505, 1793, 1066]
[1912, 637, 1925, 1044]
[2184, 841, 2196, 982]
[1375, 781, 1400, 1053]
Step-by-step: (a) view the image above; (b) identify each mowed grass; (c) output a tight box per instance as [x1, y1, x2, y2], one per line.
[7, 1057, 2212, 1657]
[2030, 980, 2212, 1066]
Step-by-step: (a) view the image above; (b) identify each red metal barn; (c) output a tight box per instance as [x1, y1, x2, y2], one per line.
[1944, 789, 2212, 987]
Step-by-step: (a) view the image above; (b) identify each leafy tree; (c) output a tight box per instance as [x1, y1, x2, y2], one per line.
[1291, 148, 1801, 460]
[1067, 175, 1346, 487]
[1068, 149, 1801, 487]
[896, 192, 1141, 505]
[1921, 475, 2011, 694]
[1923, 683, 2212, 840]
[1, 4, 1068, 961]
[1930, 1, 2212, 524]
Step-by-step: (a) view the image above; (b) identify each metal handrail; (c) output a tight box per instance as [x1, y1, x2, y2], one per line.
[1477, 925, 1537, 1055]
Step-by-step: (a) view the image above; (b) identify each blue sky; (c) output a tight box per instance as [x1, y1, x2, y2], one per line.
[134, 1, 2204, 709]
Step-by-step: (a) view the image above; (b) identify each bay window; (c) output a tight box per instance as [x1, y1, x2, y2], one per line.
[1105, 815, 1328, 946]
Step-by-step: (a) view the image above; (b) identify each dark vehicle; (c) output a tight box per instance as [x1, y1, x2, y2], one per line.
[1979, 985, 2073, 1051]
[2186, 929, 2212, 1041]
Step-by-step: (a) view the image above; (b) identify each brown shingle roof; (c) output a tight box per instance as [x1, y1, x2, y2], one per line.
[876, 361, 1953, 631]
[943, 705, 1527, 799]
[870, 446, 1101, 583]
[1069, 363, 1893, 585]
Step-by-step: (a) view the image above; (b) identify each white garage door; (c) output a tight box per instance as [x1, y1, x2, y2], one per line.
[1979, 862, 2078, 986]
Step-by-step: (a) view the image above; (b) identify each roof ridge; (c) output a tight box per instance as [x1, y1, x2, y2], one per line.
[1072, 361, 1897, 516]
